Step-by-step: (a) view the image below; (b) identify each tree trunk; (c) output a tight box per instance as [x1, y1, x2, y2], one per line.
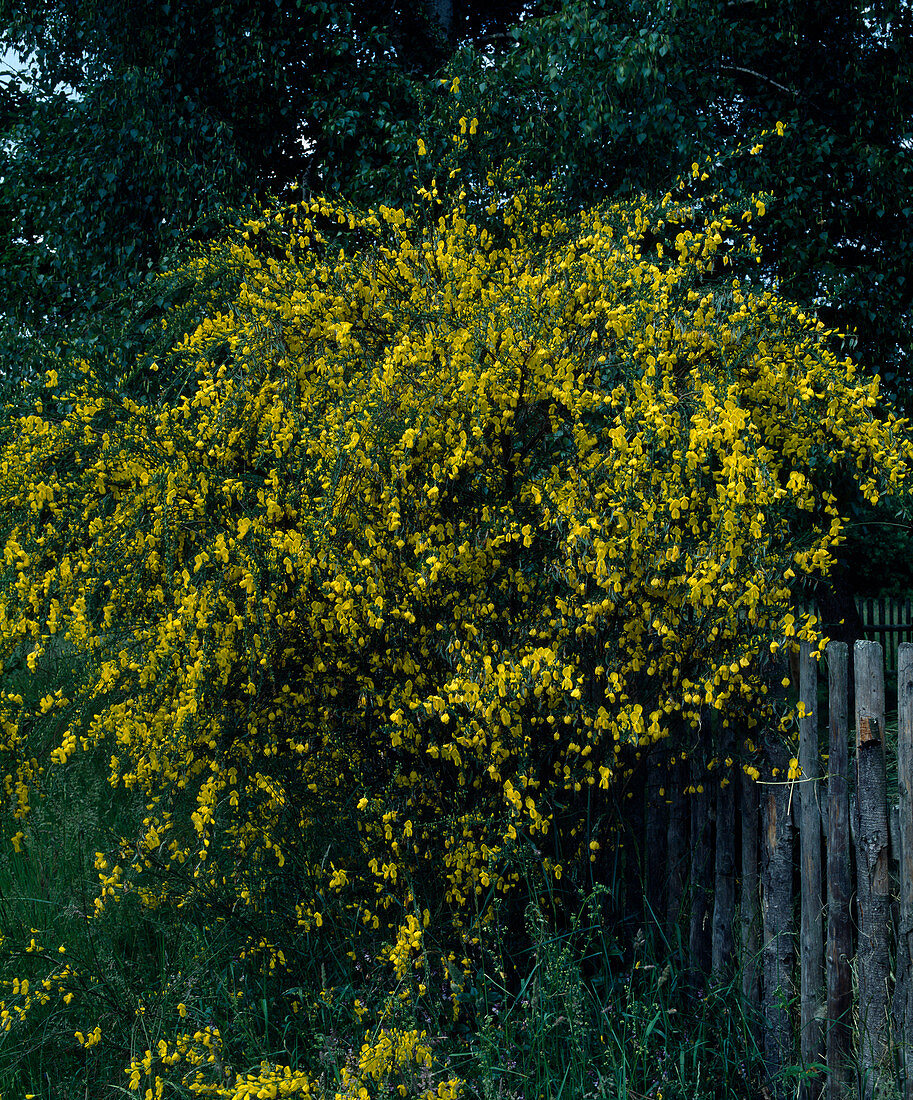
[423, 0, 453, 45]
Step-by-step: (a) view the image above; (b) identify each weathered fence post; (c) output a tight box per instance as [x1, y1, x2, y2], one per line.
[894, 642, 913, 1100]
[622, 759, 646, 933]
[761, 661, 795, 1096]
[798, 641, 825, 1099]
[826, 642, 853, 1100]
[645, 745, 669, 936]
[741, 763, 761, 1028]
[854, 640, 891, 1100]
[712, 727, 736, 978]
[689, 734, 714, 990]
[666, 752, 689, 942]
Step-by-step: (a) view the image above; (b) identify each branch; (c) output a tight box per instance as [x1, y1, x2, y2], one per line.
[719, 64, 801, 100]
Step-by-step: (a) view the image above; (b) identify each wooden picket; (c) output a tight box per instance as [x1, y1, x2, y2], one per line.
[767, 639, 903, 1097]
[897, 646, 913, 1100]
[636, 637, 913, 1098]
[854, 641, 891, 1099]
[797, 642, 824, 1100]
[826, 642, 853, 1098]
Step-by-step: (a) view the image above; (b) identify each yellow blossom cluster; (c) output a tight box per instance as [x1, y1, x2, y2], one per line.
[119, 1022, 460, 1100]
[0, 173, 908, 1094]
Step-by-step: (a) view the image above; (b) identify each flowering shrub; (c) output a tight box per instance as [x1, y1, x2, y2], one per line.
[0, 170, 908, 1093]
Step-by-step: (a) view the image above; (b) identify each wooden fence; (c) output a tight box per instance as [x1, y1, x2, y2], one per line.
[632, 639, 913, 1100]
[803, 596, 913, 671]
[857, 598, 913, 672]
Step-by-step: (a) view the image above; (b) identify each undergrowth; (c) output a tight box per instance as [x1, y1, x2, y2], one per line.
[0, 756, 775, 1099]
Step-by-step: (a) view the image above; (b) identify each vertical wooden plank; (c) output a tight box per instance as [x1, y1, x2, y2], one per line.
[761, 661, 795, 1098]
[894, 597, 899, 672]
[897, 596, 901, 672]
[854, 640, 891, 1100]
[761, 757, 795, 1096]
[894, 643, 913, 1100]
[622, 757, 646, 932]
[741, 762, 761, 1027]
[826, 642, 853, 1100]
[665, 753, 689, 942]
[798, 642, 824, 1099]
[645, 745, 669, 935]
[856, 634, 886, 768]
[689, 738, 714, 991]
[888, 597, 896, 673]
[879, 598, 886, 664]
[712, 728, 736, 978]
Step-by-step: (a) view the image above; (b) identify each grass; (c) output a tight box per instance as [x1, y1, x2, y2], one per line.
[0, 792, 777, 1100]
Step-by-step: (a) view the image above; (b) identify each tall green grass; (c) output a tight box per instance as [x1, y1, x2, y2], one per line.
[0, 786, 777, 1099]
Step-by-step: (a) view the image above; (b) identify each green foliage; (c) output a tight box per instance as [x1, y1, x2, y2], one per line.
[0, 68, 244, 380]
[0, 795, 771, 1099]
[0, 0, 539, 387]
[1, 0, 912, 1085]
[428, 0, 913, 409]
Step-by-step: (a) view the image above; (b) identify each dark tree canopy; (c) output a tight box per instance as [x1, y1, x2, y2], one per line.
[1, 0, 911, 415]
[432, 0, 913, 408]
[0, 0, 541, 382]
